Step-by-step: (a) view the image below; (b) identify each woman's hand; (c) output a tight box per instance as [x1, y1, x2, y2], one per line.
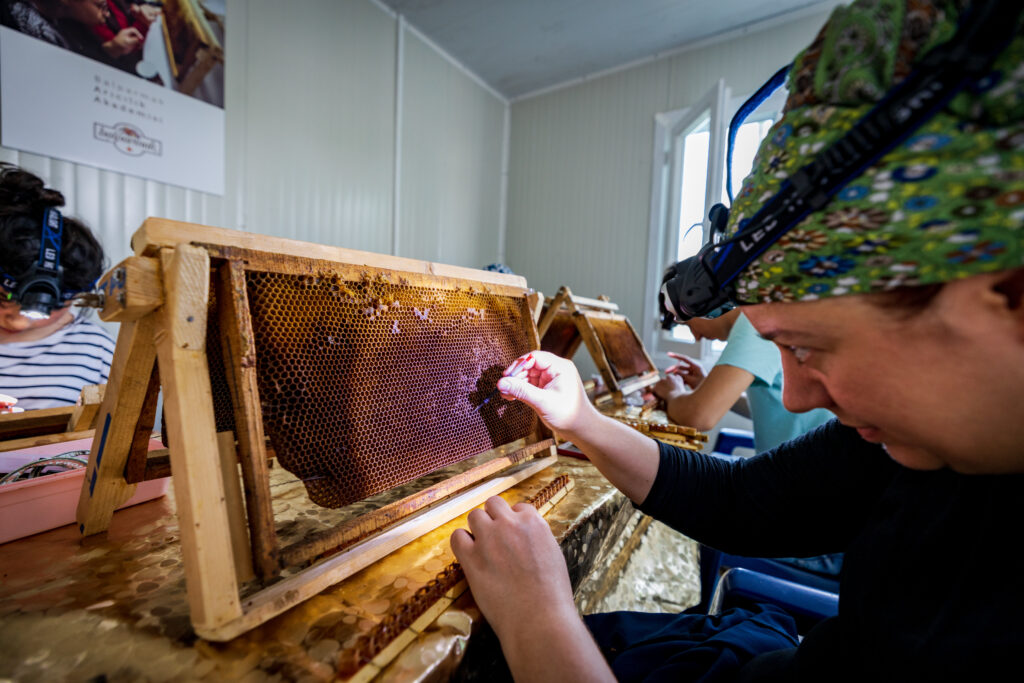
[131, 3, 161, 25]
[103, 27, 144, 58]
[450, 496, 577, 642]
[653, 372, 687, 401]
[666, 351, 705, 389]
[450, 496, 615, 682]
[497, 351, 596, 436]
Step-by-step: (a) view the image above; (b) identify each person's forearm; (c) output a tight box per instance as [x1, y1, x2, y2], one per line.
[663, 393, 712, 431]
[500, 607, 616, 683]
[559, 409, 660, 504]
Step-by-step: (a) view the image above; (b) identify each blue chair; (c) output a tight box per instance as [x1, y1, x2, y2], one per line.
[708, 567, 839, 633]
[712, 427, 756, 459]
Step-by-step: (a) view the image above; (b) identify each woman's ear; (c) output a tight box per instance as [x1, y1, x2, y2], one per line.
[994, 268, 1024, 342]
[994, 267, 1024, 312]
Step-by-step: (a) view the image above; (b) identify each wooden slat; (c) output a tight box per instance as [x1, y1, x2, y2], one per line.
[280, 439, 555, 567]
[527, 290, 545, 325]
[574, 310, 621, 397]
[67, 384, 106, 432]
[96, 256, 163, 323]
[537, 287, 570, 338]
[0, 406, 76, 441]
[122, 363, 161, 484]
[155, 244, 242, 630]
[215, 259, 279, 580]
[142, 451, 172, 481]
[567, 293, 619, 312]
[216, 431, 256, 584]
[76, 314, 159, 535]
[580, 309, 628, 322]
[0, 429, 94, 453]
[195, 454, 557, 642]
[132, 218, 527, 290]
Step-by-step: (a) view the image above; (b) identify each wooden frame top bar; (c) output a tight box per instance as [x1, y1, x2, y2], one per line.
[132, 218, 527, 290]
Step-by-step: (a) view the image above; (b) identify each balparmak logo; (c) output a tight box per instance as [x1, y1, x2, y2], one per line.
[93, 122, 162, 157]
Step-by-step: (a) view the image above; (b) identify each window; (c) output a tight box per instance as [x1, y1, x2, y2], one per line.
[642, 81, 786, 366]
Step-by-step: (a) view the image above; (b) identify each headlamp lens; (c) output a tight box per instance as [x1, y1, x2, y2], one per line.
[17, 290, 59, 320]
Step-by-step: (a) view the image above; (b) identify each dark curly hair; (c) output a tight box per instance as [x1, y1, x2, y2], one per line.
[0, 163, 105, 296]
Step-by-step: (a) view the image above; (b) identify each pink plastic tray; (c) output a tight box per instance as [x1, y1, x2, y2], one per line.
[0, 437, 169, 544]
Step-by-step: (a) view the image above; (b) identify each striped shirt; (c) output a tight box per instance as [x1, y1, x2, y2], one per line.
[0, 317, 115, 410]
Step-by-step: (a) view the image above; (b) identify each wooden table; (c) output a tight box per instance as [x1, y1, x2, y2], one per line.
[0, 456, 641, 682]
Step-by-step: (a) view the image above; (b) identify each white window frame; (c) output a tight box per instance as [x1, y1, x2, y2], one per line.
[642, 80, 729, 366]
[642, 81, 788, 369]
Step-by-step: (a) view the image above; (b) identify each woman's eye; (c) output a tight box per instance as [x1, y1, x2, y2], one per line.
[787, 346, 812, 364]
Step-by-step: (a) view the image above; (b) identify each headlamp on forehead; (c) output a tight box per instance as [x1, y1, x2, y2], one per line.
[1, 208, 69, 320]
[656, 0, 1018, 326]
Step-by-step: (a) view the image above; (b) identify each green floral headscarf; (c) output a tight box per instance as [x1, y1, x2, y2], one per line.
[727, 0, 1024, 303]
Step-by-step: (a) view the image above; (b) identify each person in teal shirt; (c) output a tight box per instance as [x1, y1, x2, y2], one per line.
[653, 308, 833, 454]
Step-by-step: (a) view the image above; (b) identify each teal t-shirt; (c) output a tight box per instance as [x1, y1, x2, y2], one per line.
[715, 313, 834, 454]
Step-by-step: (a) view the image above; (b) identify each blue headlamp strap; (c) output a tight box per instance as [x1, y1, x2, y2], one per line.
[725, 63, 789, 205]
[0, 207, 78, 303]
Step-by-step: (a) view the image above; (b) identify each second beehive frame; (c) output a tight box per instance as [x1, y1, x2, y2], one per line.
[537, 286, 660, 405]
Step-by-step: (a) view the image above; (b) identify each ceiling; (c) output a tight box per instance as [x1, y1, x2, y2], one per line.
[378, 0, 839, 100]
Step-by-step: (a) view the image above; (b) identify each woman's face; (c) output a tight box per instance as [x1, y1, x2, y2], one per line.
[744, 272, 1024, 474]
[0, 292, 74, 342]
[63, 0, 109, 26]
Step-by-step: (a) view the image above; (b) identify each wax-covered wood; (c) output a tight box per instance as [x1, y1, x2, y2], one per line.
[215, 259, 278, 580]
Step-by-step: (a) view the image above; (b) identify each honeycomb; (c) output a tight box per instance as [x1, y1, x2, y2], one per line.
[208, 262, 537, 509]
[589, 317, 654, 381]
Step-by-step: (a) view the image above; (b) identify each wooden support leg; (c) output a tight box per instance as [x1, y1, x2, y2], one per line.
[76, 314, 159, 536]
[217, 431, 256, 584]
[156, 244, 242, 631]
[215, 259, 279, 580]
[575, 312, 622, 402]
[122, 362, 161, 484]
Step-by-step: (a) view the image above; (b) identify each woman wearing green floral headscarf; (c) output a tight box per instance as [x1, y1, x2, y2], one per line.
[448, 1, 1024, 681]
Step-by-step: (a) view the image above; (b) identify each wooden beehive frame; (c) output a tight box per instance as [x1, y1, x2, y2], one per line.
[0, 384, 104, 453]
[75, 218, 556, 641]
[537, 286, 659, 405]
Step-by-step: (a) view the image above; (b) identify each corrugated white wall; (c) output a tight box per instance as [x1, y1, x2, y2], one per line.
[399, 30, 507, 267]
[0, 0, 507, 283]
[505, 10, 837, 360]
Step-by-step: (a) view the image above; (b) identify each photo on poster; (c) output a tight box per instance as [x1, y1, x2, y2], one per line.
[0, 0, 225, 194]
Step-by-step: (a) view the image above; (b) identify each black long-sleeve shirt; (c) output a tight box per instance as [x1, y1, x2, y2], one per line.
[638, 419, 1024, 680]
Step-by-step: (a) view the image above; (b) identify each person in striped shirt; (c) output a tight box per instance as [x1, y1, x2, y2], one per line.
[0, 164, 114, 411]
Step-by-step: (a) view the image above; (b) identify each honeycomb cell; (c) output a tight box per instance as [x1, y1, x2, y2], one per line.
[207, 265, 537, 508]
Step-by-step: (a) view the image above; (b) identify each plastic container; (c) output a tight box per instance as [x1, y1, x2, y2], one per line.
[0, 437, 169, 544]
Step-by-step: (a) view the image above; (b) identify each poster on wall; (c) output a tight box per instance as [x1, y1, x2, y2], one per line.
[0, 0, 225, 195]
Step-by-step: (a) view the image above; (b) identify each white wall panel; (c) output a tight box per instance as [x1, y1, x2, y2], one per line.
[399, 31, 505, 268]
[242, 0, 395, 252]
[506, 11, 834, 367]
